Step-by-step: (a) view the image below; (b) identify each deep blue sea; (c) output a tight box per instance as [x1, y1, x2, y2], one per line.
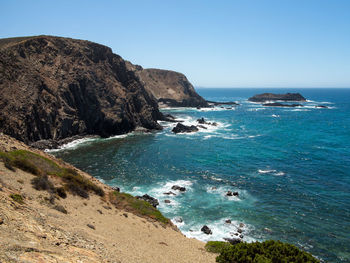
[51, 88, 350, 262]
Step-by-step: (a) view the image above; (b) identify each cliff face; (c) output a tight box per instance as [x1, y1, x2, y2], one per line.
[0, 36, 163, 144]
[127, 64, 208, 107]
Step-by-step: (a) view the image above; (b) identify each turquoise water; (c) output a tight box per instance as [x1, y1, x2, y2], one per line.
[52, 88, 350, 262]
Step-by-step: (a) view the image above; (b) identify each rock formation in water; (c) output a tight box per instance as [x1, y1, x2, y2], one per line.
[0, 36, 166, 144]
[248, 93, 306, 102]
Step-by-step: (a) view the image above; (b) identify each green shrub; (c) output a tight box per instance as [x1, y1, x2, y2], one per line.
[216, 240, 319, 263]
[110, 191, 169, 224]
[56, 187, 67, 199]
[10, 193, 24, 204]
[205, 241, 233, 254]
[31, 175, 54, 191]
[61, 168, 104, 197]
[0, 153, 15, 171]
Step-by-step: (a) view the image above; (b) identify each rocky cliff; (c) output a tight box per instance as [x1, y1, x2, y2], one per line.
[127, 64, 209, 107]
[0, 36, 164, 144]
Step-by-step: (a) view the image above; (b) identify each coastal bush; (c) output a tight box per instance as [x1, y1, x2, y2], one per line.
[31, 175, 54, 191]
[205, 241, 233, 254]
[110, 191, 169, 224]
[61, 168, 104, 198]
[0, 153, 16, 171]
[0, 150, 104, 198]
[10, 193, 24, 204]
[56, 187, 67, 199]
[216, 240, 319, 263]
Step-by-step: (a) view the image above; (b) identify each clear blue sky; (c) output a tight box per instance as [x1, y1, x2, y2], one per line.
[1, 0, 349, 87]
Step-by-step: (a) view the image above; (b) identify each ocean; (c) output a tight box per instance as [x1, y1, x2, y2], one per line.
[51, 88, 350, 262]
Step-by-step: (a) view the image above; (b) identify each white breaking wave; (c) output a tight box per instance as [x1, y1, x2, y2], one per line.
[258, 169, 285, 176]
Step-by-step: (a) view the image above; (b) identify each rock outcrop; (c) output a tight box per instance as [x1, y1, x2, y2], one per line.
[172, 123, 199, 134]
[127, 64, 209, 108]
[0, 35, 165, 144]
[248, 93, 306, 102]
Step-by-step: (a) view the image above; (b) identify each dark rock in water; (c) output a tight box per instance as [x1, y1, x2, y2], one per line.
[239, 234, 244, 239]
[174, 216, 183, 223]
[237, 228, 243, 233]
[197, 107, 201, 109]
[211, 122, 218, 126]
[197, 125, 207, 129]
[207, 101, 239, 106]
[171, 185, 186, 192]
[239, 223, 245, 228]
[226, 191, 239, 197]
[201, 225, 212, 235]
[211, 187, 217, 190]
[263, 102, 302, 107]
[112, 186, 120, 192]
[172, 123, 198, 133]
[163, 191, 176, 196]
[225, 219, 232, 224]
[197, 117, 206, 124]
[162, 114, 178, 123]
[316, 105, 328, 108]
[248, 93, 306, 102]
[224, 237, 242, 245]
[164, 199, 171, 204]
[136, 194, 159, 208]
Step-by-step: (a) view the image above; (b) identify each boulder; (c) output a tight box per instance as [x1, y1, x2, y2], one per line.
[172, 123, 199, 133]
[174, 216, 183, 223]
[136, 194, 159, 208]
[201, 225, 212, 235]
[164, 200, 171, 204]
[171, 185, 186, 192]
[225, 219, 231, 224]
[197, 118, 206, 124]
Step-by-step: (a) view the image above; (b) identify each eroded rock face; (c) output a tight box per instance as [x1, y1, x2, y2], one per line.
[0, 36, 163, 144]
[248, 93, 306, 102]
[126, 64, 209, 108]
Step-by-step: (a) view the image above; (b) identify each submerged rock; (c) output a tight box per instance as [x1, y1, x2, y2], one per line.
[136, 194, 159, 208]
[263, 102, 302, 107]
[225, 219, 232, 224]
[163, 191, 176, 196]
[172, 123, 198, 133]
[201, 225, 212, 235]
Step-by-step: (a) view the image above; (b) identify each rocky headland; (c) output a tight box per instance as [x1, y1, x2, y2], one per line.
[0, 35, 210, 148]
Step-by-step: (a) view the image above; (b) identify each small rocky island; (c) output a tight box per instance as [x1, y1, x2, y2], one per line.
[248, 93, 306, 102]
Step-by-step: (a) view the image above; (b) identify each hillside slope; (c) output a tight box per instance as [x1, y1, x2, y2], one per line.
[0, 133, 216, 262]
